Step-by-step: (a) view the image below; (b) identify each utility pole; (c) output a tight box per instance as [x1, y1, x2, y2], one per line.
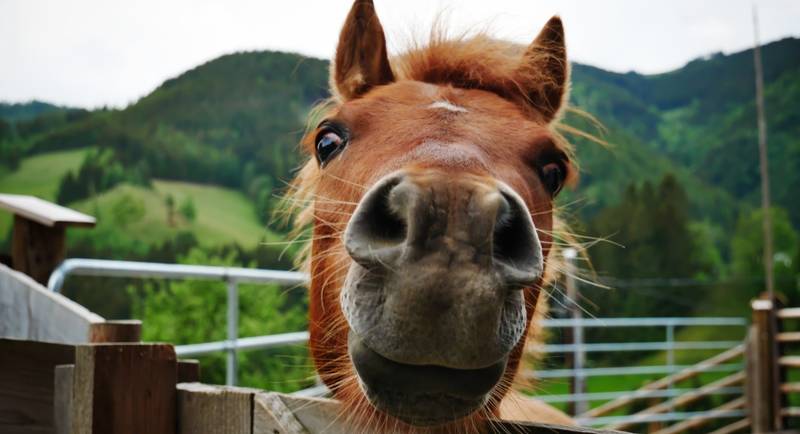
[753, 6, 774, 298]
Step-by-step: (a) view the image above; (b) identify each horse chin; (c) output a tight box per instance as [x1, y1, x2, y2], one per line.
[347, 330, 507, 426]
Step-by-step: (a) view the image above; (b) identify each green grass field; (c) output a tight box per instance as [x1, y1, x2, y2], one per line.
[70, 180, 278, 248]
[0, 148, 91, 238]
[1, 149, 278, 248]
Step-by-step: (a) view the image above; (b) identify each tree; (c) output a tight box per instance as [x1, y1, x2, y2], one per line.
[129, 248, 312, 390]
[731, 207, 799, 301]
[585, 173, 716, 318]
[179, 196, 197, 223]
[165, 194, 176, 227]
[110, 194, 145, 227]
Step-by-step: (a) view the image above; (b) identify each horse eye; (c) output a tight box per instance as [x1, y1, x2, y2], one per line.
[315, 129, 345, 166]
[540, 162, 564, 196]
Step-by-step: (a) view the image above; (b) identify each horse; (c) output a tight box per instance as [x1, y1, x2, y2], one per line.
[288, 0, 579, 431]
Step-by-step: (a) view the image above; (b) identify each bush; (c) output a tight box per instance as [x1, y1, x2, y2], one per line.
[129, 248, 313, 390]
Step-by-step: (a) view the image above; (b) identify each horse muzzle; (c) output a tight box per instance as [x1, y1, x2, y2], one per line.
[340, 169, 543, 425]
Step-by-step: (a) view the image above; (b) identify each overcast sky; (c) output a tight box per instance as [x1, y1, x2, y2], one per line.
[1, 0, 798, 109]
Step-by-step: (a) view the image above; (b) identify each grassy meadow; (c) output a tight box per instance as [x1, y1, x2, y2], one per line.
[0, 148, 90, 237]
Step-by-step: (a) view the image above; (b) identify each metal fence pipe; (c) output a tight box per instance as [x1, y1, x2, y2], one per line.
[536, 340, 742, 354]
[175, 331, 311, 357]
[531, 363, 744, 379]
[226, 280, 238, 386]
[577, 409, 747, 426]
[235, 331, 311, 351]
[540, 317, 748, 328]
[537, 387, 745, 404]
[47, 258, 308, 293]
[175, 341, 230, 357]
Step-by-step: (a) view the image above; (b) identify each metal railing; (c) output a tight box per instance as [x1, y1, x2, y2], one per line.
[49, 258, 750, 418]
[531, 317, 748, 381]
[48, 258, 307, 386]
[531, 317, 748, 429]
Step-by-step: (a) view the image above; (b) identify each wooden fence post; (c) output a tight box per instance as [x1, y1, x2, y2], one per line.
[748, 296, 781, 433]
[71, 343, 177, 434]
[0, 339, 75, 434]
[0, 194, 95, 284]
[176, 383, 258, 434]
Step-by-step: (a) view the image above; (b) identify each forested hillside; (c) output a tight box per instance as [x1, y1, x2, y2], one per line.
[570, 37, 800, 227]
[1, 39, 799, 322]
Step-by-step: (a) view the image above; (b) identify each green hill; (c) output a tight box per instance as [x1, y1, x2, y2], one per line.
[70, 180, 279, 248]
[0, 148, 90, 238]
[0, 148, 276, 253]
[570, 38, 800, 226]
[0, 101, 74, 123]
[0, 39, 798, 275]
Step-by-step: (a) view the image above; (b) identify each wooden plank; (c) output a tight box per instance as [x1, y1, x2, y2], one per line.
[780, 407, 800, 417]
[581, 345, 744, 418]
[88, 320, 141, 343]
[276, 394, 351, 433]
[177, 360, 201, 383]
[253, 393, 310, 434]
[0, 264, 103, 344]
[606, 371, 746, 431]
[488, 420, 629, 434]
[705, 418, 750, 434]
[776, 331, 800, 343]
[176, 382, 258, 434]
[650, 396, 745, 434]
[777, 308, 800, 319]
[251, 391, 628, 434]
[0, 194, 96, 228]
[72, 344, 176, 434]
[254, 393, 345, 434]
[53, 365, 73, 434]
[778, 356, 800, 368]
[780, 382, 800, 393]
[0, 339, 75, 434]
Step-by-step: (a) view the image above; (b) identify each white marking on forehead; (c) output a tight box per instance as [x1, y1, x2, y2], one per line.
[427, 100, 468, 113]
[396, 141, 490, 172]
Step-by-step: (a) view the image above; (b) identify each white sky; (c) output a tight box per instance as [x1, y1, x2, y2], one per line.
[1, 0, 798, 109]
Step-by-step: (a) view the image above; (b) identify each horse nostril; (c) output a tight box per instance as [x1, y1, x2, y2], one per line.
[492, 189, 543, 286]
[345, 174, 408, 267]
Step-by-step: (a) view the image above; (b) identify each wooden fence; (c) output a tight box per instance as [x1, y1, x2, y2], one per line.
[0, 263, 626, 434]
[3, 340, 627, 434]
[572, 293, 800, 434]
[2, 260, 797, 433]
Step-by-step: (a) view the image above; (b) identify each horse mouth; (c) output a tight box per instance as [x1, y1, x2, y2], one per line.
[348, 330, 508, 426]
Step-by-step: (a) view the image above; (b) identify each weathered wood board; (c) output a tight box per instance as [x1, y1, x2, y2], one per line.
[0, 194, 96, 228]
[177, 382, 261, 434]
[177, 384, 627, 434]
[72, 344, 177, 434]
[0, 264, 102, 344]
[54, 365, 73, 434]
[0, 339, 75, 434]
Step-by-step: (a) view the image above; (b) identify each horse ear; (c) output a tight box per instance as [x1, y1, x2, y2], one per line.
[333, 0, 395, 100]
[517, 16, 568, 122]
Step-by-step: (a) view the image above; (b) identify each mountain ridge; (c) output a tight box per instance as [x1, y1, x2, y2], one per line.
[1, 38, 797, 233]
